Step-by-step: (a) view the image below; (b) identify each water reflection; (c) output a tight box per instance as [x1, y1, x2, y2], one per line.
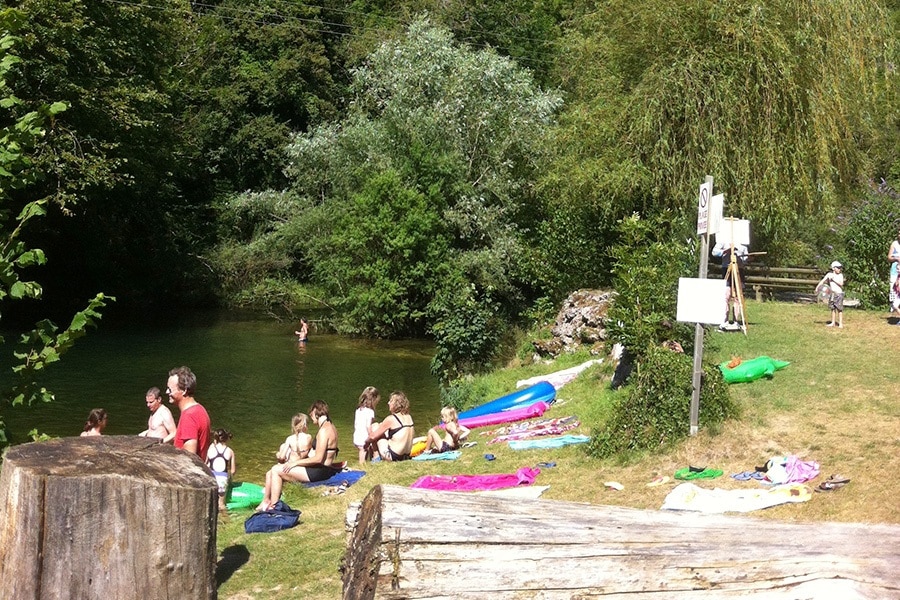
[2, 313, 441, 479]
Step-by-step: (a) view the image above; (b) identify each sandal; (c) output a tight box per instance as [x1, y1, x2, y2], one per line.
[825, 474, 851, 485]
[815, 480, 847, 492]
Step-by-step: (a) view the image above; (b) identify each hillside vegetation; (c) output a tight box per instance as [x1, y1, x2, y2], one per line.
[214, 301, 899, 599]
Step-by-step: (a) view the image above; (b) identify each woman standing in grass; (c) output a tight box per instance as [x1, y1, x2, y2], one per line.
[889, 230, 900, 318]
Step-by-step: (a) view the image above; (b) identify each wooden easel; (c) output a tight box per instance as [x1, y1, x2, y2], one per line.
[724, 245, 747, 335]
[721, 217, 748, 335]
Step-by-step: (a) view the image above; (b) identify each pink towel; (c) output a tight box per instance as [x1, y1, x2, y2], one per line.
[410, 466, 540, 492]
[783, 455, 820, 483]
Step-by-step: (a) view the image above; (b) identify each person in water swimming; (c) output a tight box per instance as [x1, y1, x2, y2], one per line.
[367, 391, 415, 462]
[256, 400, 341, 511]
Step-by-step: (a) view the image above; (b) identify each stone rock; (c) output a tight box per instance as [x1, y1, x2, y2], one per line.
[534, 289, 615, 358]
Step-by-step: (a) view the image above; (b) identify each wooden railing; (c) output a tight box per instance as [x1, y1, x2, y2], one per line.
[738, 265, 822, 301]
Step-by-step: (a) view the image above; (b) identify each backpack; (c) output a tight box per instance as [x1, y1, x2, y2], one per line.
[243, 500, 302, 534]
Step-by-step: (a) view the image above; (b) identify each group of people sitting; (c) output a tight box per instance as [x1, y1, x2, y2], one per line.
[354, 387, 469, 465]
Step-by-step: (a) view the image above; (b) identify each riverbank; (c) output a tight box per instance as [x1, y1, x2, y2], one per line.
[214, 301, 900, 599]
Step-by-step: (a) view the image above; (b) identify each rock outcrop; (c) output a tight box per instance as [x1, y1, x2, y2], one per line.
[533, 289, 614, 358]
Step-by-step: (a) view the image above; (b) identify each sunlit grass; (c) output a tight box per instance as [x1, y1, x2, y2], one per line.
[216, 300, 900, 599]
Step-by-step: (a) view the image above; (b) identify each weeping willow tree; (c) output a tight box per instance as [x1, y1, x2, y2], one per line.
[541, 0, 894, 280]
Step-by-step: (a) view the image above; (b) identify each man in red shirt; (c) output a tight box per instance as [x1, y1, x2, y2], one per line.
[167, 366, 211, 458]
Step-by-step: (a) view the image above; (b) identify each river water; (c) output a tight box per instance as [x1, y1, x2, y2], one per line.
[2, 312, 441, 478]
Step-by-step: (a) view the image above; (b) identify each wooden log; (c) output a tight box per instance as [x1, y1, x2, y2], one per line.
[0, 436, 218, 600]
[341, 484, 900, 599]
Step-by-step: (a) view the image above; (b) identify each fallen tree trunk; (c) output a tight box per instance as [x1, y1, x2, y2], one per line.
[342, 484, 900, 599]
[0, 436, 218, 600]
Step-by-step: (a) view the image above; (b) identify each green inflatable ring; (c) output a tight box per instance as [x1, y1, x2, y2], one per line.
[718, 356, 790, 384]
[226, 481, 265, 510]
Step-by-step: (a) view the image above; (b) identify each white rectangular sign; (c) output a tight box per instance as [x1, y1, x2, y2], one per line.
[709, 193, 724, 236]
[697, 180, 712, 235]
[676, 278, 726, 325]
[715, 218, 750, 246]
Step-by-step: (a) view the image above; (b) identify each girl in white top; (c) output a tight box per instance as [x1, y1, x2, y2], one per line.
[278, 414, 313, 464]
[353, 386, 380, 465]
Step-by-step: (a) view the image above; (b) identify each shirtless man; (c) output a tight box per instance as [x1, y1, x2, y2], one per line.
[138, 386, 176, 443]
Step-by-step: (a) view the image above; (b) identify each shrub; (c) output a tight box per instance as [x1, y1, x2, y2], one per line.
[842, 182, 900, 308]
[587, 345, 737, 458]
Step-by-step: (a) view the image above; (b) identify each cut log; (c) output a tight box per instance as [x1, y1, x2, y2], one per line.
[0, 436, 218, 600]
[341, 484, 900, 599]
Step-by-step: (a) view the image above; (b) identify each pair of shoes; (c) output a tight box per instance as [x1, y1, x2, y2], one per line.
[814, 474, 850, 492]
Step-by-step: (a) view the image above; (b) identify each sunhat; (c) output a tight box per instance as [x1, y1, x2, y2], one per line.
[831, 261, 842, 269]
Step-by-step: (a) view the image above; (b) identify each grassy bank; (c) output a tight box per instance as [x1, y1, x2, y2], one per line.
[215, 300, 900, 599]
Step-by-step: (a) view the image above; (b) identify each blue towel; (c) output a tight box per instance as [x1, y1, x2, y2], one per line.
[508, 434, 590, 450]
[412, 451, 461, 461]
[302, 470, 366, 488]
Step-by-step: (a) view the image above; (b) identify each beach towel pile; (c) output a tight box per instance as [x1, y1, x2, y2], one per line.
[487, 416, 580, 444]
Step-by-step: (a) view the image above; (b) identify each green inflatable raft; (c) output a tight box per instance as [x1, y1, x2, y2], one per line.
[718, 356, 790, 384]
[226, 481, 265, 511]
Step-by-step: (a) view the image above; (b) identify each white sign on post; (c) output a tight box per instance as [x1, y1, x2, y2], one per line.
[709, 193, 724, 236]
[697, 180, 712, 235]
[676, 278, 726, 325]
[715, 219, 750, 246]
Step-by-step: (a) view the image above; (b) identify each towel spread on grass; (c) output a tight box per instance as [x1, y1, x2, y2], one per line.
[487, 416, 580, 444]
[674, 467, 724, 480]
[410, 466, 540, 492]
[515, 359, 603, 390]
[661, 482, 812, 513]
[302, 470, 366, 488]
[412, 450, 461, 461]
[508, 434, 590, 450]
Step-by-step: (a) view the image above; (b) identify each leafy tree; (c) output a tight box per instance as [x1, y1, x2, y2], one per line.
[213, 17, 562, 378]
[541, 0, 894, 285]
[6, 0, 205, 313]
[0, 9, 109, 445]
[177, 0, 343, 193]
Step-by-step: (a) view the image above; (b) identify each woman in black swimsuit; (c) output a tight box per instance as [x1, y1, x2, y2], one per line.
[256, 400, 341, 511]
[367, 391, 415, 461]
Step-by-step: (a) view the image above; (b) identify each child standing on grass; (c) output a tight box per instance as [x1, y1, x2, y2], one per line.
[354, 386, 381, 465]
[424, 406, 470, 454]
[206, 428, 236, 512]
[817, 261, 845, 328]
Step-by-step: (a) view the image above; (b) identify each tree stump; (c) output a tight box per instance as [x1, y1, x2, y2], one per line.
[342, 484, 900, 599]
[0, 436, 218, 600]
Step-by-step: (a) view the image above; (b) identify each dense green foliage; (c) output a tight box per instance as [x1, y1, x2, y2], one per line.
[604, 213, 697, 360]
[587, 345, 737, 458]
[0, 0, 895, 381]
[0, 9, 109, 444]
[842, 181, 900, 308]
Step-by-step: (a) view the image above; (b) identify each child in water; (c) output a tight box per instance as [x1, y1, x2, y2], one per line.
[80, 408, 108, 437]
[278, 413, 313, 464]
[424, 406, 470, 454]
[353, 386, 381, 465]
[206, 428, 236, 512]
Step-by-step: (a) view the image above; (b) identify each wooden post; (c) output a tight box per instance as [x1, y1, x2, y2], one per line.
[342, 485, 900, 599]
[0, 436, 218, 600]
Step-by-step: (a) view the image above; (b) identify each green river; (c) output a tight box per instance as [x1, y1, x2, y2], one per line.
[2, 312, 442, 478]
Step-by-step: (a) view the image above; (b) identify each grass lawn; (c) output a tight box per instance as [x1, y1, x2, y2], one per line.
[214, 300, 900, 599]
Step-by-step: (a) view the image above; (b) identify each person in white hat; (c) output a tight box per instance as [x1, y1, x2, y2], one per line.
[817, 261, 845, 328]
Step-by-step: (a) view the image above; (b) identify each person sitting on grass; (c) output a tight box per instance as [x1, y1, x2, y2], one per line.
[277, 413, 313, 464]
[256, 400, 341, 511]
[424, 406, 470, 454]
[366, 391, 415, 462]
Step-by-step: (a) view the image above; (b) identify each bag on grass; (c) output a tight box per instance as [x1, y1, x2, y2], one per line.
[244, 500, 301, 533]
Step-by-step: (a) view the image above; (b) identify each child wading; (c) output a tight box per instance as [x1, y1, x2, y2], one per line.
[817, 261, 845, 328]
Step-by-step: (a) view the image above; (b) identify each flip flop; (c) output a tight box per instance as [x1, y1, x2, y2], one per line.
[646, 475, 671, 487]
[536, 461, 557, 468]
[825, 474, 851, 485]
[815, 481, 847, 492]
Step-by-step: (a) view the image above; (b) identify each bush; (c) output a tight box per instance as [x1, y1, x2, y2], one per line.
[587, 345, 737, 458]
[842, 182, 900, 308]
